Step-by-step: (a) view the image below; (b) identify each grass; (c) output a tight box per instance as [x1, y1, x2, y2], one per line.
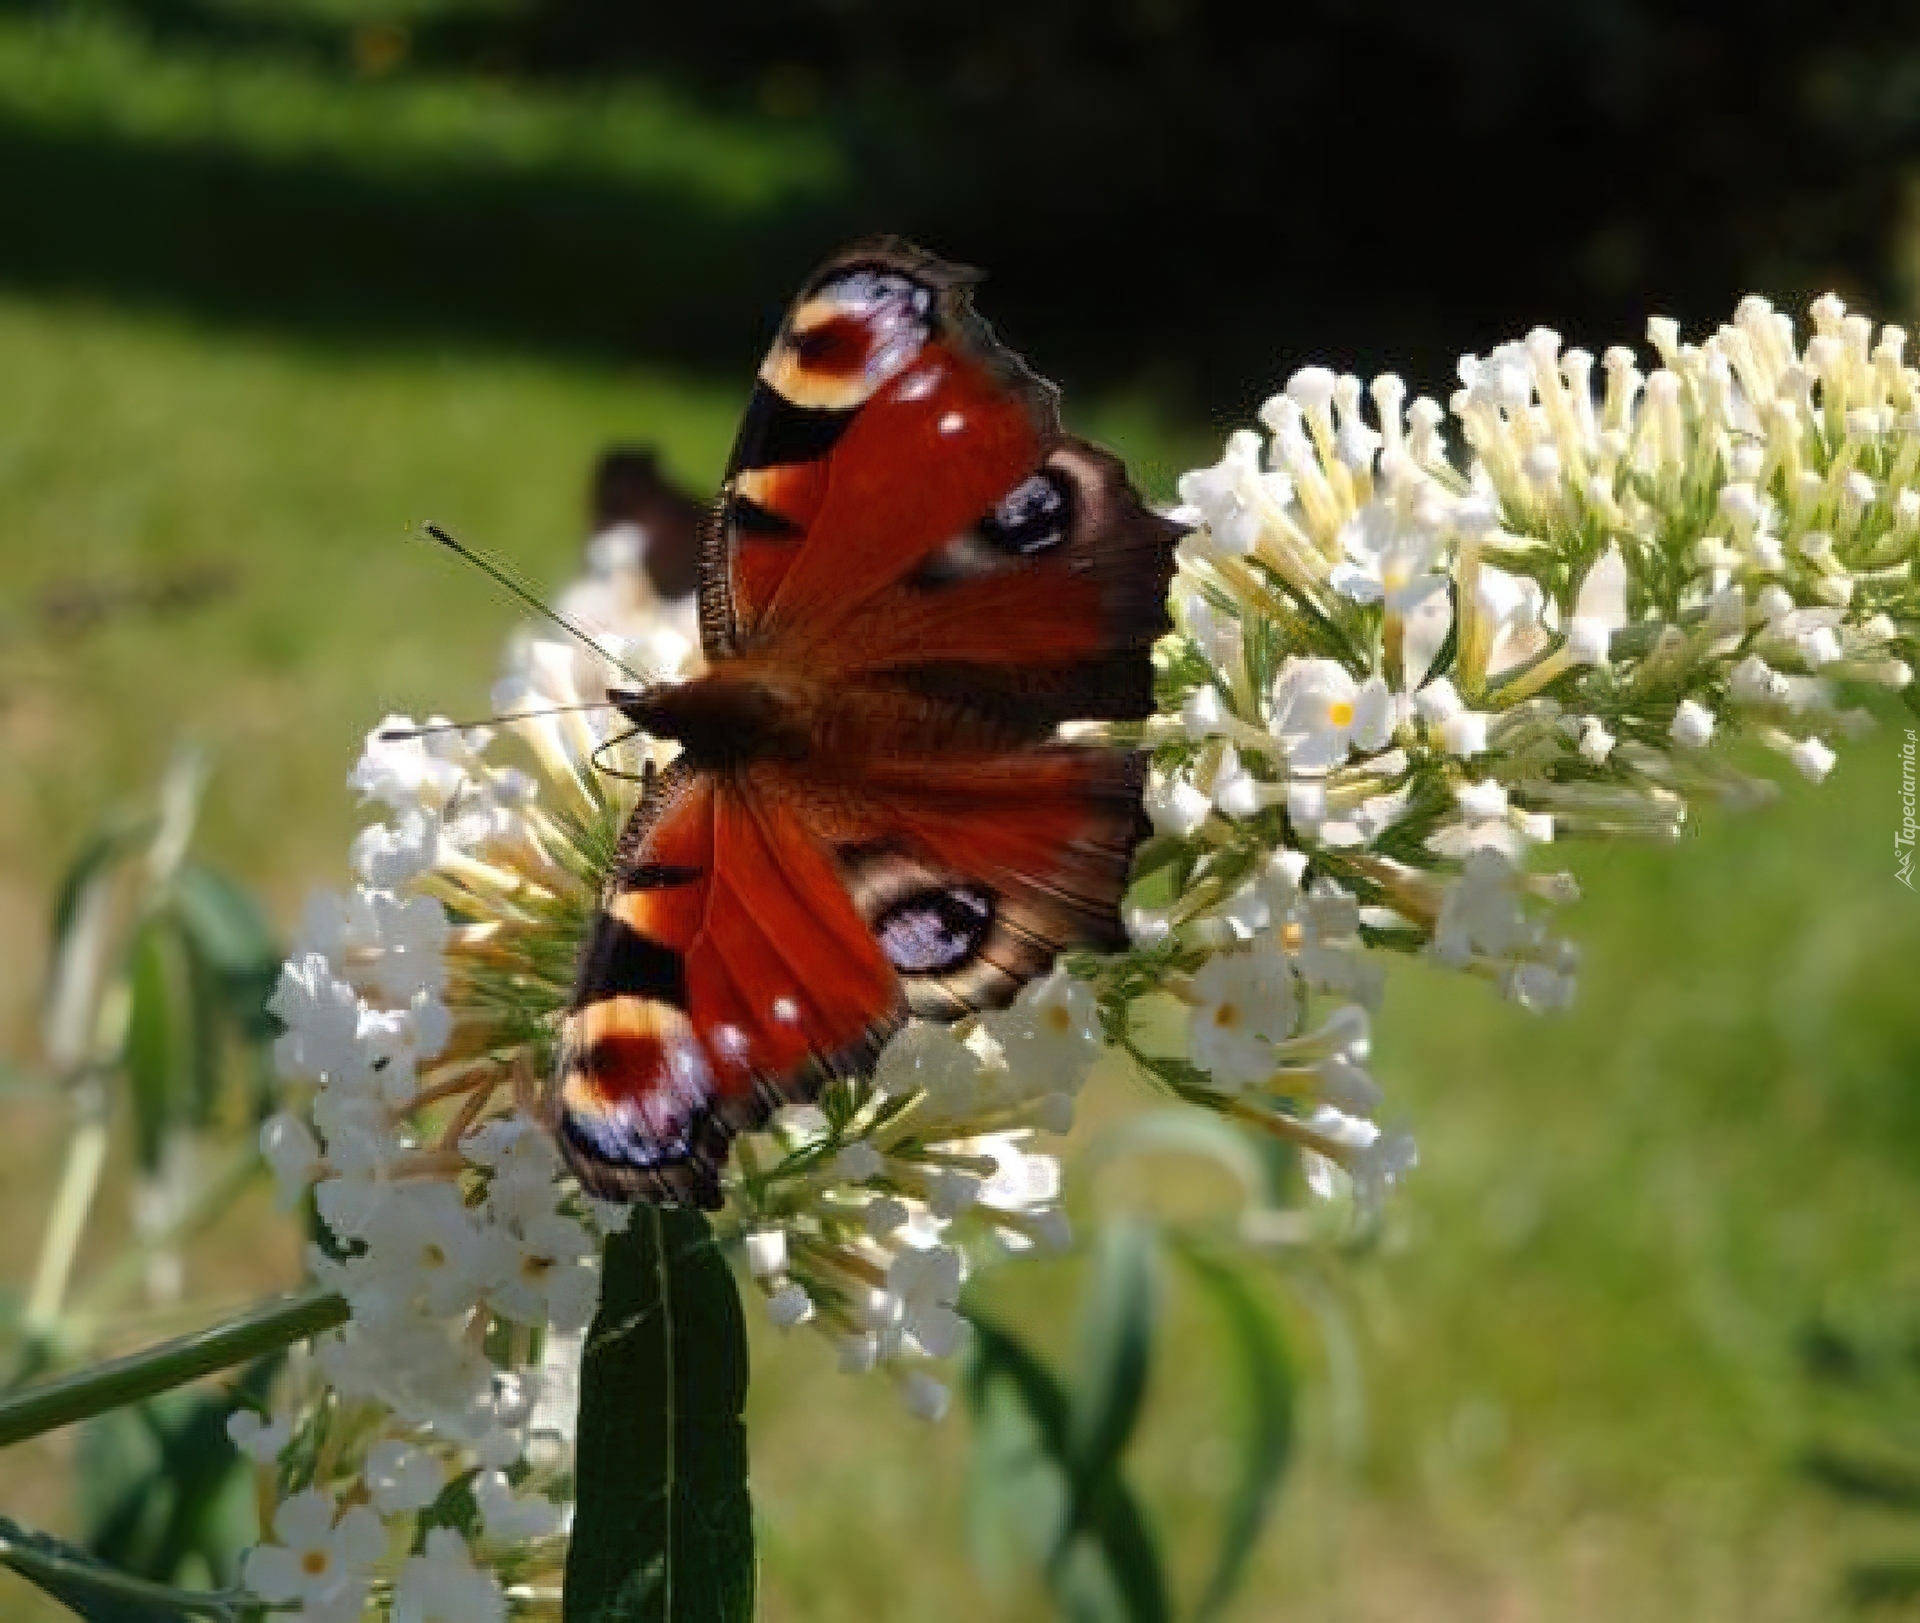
[1, 6, 1919, 1619]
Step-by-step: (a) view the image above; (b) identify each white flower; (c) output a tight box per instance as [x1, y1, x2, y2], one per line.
[270, 953, 374, 1089]
[884, 1244, 967, 1361]
[241, 1490, 385, 1623]
[1439, 708, 1489, 757]
[347, 1183, 495, 1324]
[482, 1211, 600, 1333]
[473, 1470, 568, 1540]
[392, 1528, 506, 1623]
[349, 719, 478, 814]
[1176, 429, 1274, 553]
[1730, 654, 1788, 705]
[1475, 566, 1549, 676]
[1567, 547, 1627, 665]
[1790, 735, 1837, 783]
[1671, 699, 1716, 748]
[351, 808, 440, 889]
[226, 1407, 291, 1464]
[1455, 779, 1508, 821]
[745, 1230, 788, 1278]
[767, 1282, 814, 1328]
[464, 1114, 567, 1225]
[899, 1370, 953, 1423]
[260, 1111, 322, 1208]
[1270, 659, 1395, 770]
[989, 967, 1103, 1096]
[1144, 770, 1213, 837]
[1187, 947, 1299, 1089]
[362, 893, 450, 1003]
[1328, 496, 1447, 611]
[364, 1438, 445, 1514]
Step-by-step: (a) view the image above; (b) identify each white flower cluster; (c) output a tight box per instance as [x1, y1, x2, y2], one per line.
[1142, 291, 1918, 1194]
[741, 964, 1101, 1420]
[240, 596, 1097, 1610]
[238, 289, 1920, 1615]
[246, 658, 635, 1616]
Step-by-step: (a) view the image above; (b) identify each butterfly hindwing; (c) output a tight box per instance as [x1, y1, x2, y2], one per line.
[551, 766, 904, 1207]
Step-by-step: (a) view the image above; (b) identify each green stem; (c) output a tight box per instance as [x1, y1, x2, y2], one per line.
[0, 1528, 246, 1621]
[23, 1094, 111, 1334]
[0, 1286, 348, 1449]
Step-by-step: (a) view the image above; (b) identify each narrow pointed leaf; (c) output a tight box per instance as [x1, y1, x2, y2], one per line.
[124, 921, 191, 1174]
[0, 1515, 234, 1621]
[564, 1208, 753, 1623]
[965, 1312, 1170, 1623]
[1067, 1216, 1157, 1517]
[1169, 1241, 1296, 1621]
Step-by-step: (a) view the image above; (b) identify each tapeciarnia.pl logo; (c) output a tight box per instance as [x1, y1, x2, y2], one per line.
[1901, 729, 1917, 890]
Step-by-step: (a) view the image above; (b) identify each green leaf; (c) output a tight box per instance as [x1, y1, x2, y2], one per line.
[166, 866, 275, 979]
[1168, 1241, 1296, 1621]
[564, 1208, 753, 1623]
[0, 1515, 235, 1621]
[413, 1470, 483, 1553]
[79, 1359, 274, 1589]
[965, 1359, 1069, 1588]
[964, 1313, 1170, 1623]
[48, 819, 148, 969]
[1067, 1216, 1157, 1522]
[167, 865, 280, 1046]
[124, 921, 194, 1173]
[178, 943, 225, 1130]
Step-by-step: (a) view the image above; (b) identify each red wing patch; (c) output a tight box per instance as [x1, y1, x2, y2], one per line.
[550, 770, 902, 1207]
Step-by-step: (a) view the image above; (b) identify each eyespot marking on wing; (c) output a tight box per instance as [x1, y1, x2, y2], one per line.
[874, 884, 996, 974]
[980, 468, 1073, 556]
[759, 267, 936, 411]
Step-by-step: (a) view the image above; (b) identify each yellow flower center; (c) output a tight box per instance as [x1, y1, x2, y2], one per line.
[1213, 1002, 1241, 1030]
[302, 1549, 330, 1578]
[1042, 1005, 1072, 1035]
[1327, 699, 1355, 728]
[522, 1253, 555, 1282]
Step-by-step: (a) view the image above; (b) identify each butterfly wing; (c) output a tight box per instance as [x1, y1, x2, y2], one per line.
[550, 746, 1137, 1203]
[700, 239, 1179, 736]
[551, 766, 903, 1207]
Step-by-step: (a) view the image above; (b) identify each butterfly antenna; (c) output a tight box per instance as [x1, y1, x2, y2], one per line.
[419, 522, 651, 687]
[378, 701, 620, 743]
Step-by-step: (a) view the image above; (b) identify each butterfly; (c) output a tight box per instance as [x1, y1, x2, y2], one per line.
[546, 239, 1183, 1208]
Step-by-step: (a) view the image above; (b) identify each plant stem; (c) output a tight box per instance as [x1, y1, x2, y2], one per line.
[23, 1091, 111, 1335]
[0, 1526, 246, 1620]
[0, 1286, 348, 1449]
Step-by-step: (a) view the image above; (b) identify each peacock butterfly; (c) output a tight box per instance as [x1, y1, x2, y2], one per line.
[545, 239, 1183, 1208]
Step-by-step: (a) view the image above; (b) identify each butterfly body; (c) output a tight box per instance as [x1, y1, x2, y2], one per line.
[548, 240, 1183, 1208]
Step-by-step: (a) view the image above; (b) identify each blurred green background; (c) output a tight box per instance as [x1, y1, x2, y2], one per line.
[5, 1, 1920, 1618]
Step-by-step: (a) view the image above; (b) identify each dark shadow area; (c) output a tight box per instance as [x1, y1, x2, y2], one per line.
[2, 0, 1919, 412]
[0, 111, 866, 384]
